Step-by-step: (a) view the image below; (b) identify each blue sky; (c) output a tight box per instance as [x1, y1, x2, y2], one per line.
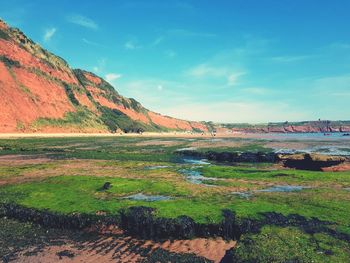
[1, 0, 350, 123]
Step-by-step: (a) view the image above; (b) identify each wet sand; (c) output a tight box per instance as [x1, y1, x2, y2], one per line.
[14, 233, 236, 263]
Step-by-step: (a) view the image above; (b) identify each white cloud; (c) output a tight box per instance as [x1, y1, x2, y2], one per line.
[187, 64, 245, 87]
[43, 27, 56, 42]
[67, 14, 98, 30]
[82, 38, 105, 47]
[227, 72, 246, 86]
[188, 64, 226, 78]
[105, 73, 122, 83]
[124, 40, 141, 50]
[157, 85, 163, 91]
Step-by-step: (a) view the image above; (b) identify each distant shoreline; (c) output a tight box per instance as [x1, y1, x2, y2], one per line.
[0, 131, 349, 140]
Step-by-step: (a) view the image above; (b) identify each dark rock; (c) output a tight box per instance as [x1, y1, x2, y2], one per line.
[102, 182, 112, 190]
[281, 153, 345, 171]
[56, 250, 75, 259]
[176, 150, 277, 164]
[220, 248, 235, 263]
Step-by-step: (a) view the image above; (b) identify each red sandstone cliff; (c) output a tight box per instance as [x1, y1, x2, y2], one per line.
[0, 19, 207, 133]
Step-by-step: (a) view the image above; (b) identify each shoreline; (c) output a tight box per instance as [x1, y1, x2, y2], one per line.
[0, 131, 349, 140]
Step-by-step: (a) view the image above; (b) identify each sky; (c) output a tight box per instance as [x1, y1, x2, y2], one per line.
[1, 0, 350, 123]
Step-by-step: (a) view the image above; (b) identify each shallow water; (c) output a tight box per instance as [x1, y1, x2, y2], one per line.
[176, 147, 198, 151]
[231, 191, 252, 199]
[122, 193, 173, 201]
[265, 132, 350, 140]
[179, 168, 217, 185]
[182, 158, 211, 165]
[232, 185, 307, 199]
[256, 185, 306, 193]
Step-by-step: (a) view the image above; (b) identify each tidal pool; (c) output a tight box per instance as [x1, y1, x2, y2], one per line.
[179, 168, 218, 185]
[121, 193, 173, 202]
[232, 185, 308, 199]
[256, 185, 306, 193]
[182, 158, 211, 165]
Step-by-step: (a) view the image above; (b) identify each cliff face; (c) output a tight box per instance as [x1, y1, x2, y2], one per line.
[0, 19, 208, 133]
[223, 121, 350, 134]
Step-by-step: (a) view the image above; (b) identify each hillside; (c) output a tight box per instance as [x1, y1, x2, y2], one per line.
[0, 19, 208, 133]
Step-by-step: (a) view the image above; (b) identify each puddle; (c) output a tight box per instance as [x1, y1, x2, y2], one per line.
[179, 169, 218, 185]
[182, 158, 211, 165]
[122, 193, 173, 202]
[144, 165, 169, 170]
[231, 191, 252, 199]
[256, 185, 306, 193]
[176, 147, 198, 151]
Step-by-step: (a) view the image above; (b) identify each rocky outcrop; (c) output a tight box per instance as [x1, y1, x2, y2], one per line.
[176, 150, 350, 171]
[177, 150, 276, 163]
[228, 121, 350, 134]
[0, 203, 245, 240]
[277, 153, 347, 171]
[3, 203, 348, 246]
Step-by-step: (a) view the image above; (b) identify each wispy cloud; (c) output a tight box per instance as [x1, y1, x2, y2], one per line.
[124, 40, 142, 50]
[82, 38, 105, 47]
[151, 36, 164, 46]
[271, 55, 312, 63]
[92, 58, 106, 73]
[161, 100, 310, 123]
[105, 73, 122, 83]
[227, 72, 246, 86]
[67, 14, 98, 30]
[167, 28, 216, 38]
[187, 64, 245, 87]
[150, 28, 215, 47]
[43, 27, 56, 42]
[188, 64, 227, 78]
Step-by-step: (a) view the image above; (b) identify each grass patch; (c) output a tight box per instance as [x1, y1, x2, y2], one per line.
[31, 108, 107, 131]
[200, 166, 350, 187]
[232, 226, 350, 262]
